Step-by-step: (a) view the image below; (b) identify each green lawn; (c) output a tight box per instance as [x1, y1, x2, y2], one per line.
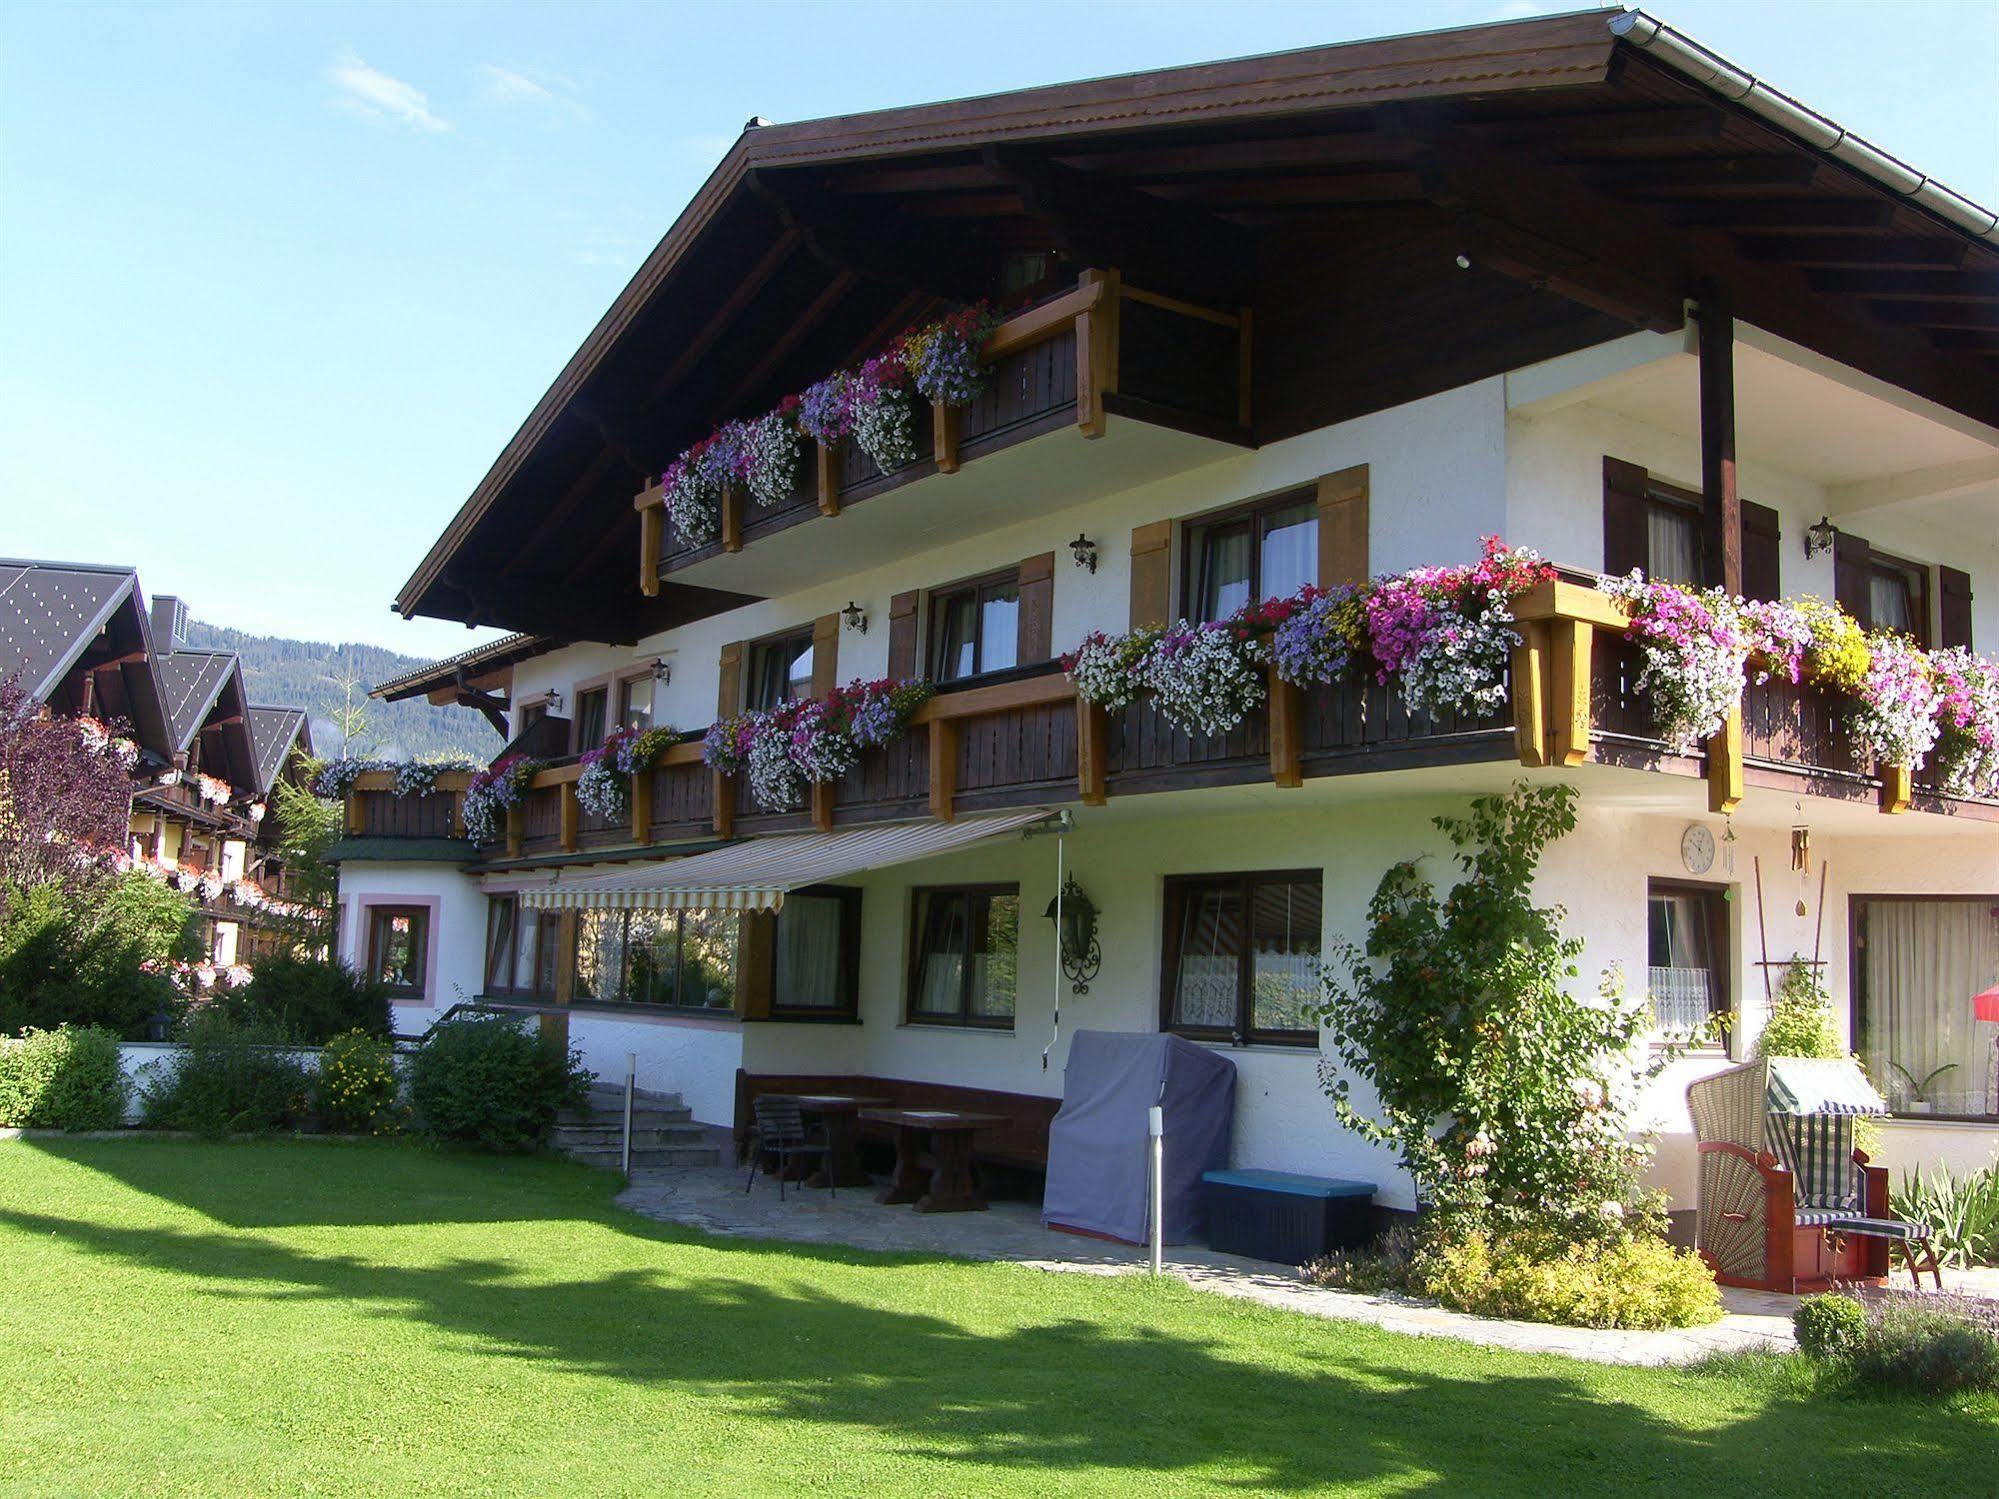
[0, 1142, 1991, 1498]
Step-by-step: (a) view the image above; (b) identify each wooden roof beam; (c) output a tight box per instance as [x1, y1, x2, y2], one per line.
[1668, 199, 1894, 231]
[713, 268, 860, 415]
[745, 169, 991, 301]
[1051, 129, 1421, 180]
[635, 227, 803, 413]
[1806, 268, 1999, 300]
[1743, 236, 1972, 269]
[1467, 106, 1725, 148]
[1583, 156, 1821, 194]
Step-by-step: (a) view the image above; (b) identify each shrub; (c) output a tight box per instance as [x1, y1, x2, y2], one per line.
[1301, 1225, 1420, 1295]
[316, 1030, 402, 1134]
[408, 1015, 590, 1152]
[0, 873, 195, 1037]
[217, 955, 390, 1044]
[1793, 1293, 1868, 1360]
[1753, 961, 1844, 1061]
[1848, 1305, 1999, 1395]
[1894, 1164, 1999, 1268]
[1414, 1227, 1723, 1330]
[138, 1011, 312, 1135]
[0, 1025, 128, 1130]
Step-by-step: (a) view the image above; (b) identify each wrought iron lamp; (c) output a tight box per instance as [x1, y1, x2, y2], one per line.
[1044, 873, 1101, 994]
[1804, 515, 1837, 559]
[1069, 534, 1099, 574]
[841, 601, 868, 634]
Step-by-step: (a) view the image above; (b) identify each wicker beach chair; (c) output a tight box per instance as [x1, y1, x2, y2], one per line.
[1687, 1057, 1941, 1293]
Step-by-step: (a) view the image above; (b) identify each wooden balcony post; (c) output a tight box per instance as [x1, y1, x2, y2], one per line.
[712, 772, 736, 839]
[559, 782, 580, 853]
[928, 720, 958, 822]
[1075, 268, 1120, 439]
[1511, 620, 1550, 768]
[720, 485, 744, 553]
[1267, 666, 1303, 789]
[1879, 764, 1912, 815]
[1548, 618, 1595, 767]
[344, 793, 365, 836]
[1705, 708, 1743, 814]
[932, 401, 960, 475]
[629, 771, 653, 845]
[638, 504, 662, 598]
[814, 440, 840, 517]
[505, 806, 525, 860]
[811, 779, 836, 833]
[1077, 700, 1108, 806]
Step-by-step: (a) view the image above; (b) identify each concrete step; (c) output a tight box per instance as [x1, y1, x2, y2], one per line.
[550, 1124, 708, 1149]
[561, 1144, 720, 1170]
[557, 1105, 693, 1127]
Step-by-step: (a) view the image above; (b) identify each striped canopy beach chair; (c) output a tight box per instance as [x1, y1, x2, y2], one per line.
[1687, 1057, 1942, 1293]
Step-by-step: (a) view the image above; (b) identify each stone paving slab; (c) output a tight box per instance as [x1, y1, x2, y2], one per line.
[615, 1165, 1830, 1368]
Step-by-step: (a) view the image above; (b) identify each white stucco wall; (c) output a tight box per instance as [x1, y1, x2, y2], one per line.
[334, 861, 488, 1032]
[562, 1011, 743, 1130]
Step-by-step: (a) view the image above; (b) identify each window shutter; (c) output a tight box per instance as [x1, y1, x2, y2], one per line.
[716, 641, 745, 718]
[1741, 500, 1782, 602]
[887, 590, 920, 679]
[1940, 565, 1974, 650]
[1017, 552, 1055, 663]
[1833, 531, 1872, 625]
[734, 911, 775, 1021]
[1602, 456, 1649, 577]
[1129, 520, 1173, 629]
[1315, 464, 1369, 588]
[811, 613, 840, 698]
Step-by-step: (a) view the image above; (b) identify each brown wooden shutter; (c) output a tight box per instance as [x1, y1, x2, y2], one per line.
[1602, 456, 1649, 577]
[1940, 565, 1974, 650]
[1741, 500, 1782, 602]
[1315, 464, 1369, 588]
[716, 641, 745, 718]
[1833, 531, 1872, 625]
[1016, 552, 1055, 664]
[887, 590, 920, 679]
[1129, 520, 1173, 629]
[734, 911, 776, 1020]
[811, 613, 840, 698]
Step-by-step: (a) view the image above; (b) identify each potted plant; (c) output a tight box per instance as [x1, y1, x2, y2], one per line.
[1889, 1060, 1959, 1116]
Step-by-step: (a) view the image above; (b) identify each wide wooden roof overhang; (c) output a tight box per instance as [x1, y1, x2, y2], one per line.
[396, 9, 1999, 642]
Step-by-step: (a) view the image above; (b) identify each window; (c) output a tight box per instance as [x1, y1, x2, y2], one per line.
[930, 572, 1020, 682]
[617, 673, 654, 731]
[574, 908, 739, 1011]
[1185, 490, 1317, 622]
[1162, 872, 1321, 1045]
[483, 895, 559, 998]
[1647, 881, 1729, 1033]
[1867, 552, 1930, 645]
[365, 906, 428, 998]
[573, 686, 608, 750]
[747, 628, 815, 711]
[907, 886, 1018, 1027]
[771, 888, 862, 1018]
[1638, 480, 1705, 587]
[1854, 896, 1999, 1118]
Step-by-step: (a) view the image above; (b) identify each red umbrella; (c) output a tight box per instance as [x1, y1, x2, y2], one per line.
[1977, 985, 1999, 1024]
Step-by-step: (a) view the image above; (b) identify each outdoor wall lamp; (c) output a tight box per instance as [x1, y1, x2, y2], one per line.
[651, 658, 672, 685]
[1044, 873, 1102, 995]
[1804, 516, 1837, 559]
[1069, 534, 1099, 574]
[842, 601, 868, 634]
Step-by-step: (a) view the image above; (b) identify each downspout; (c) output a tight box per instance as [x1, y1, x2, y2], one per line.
[1610, 10, 1999, 246]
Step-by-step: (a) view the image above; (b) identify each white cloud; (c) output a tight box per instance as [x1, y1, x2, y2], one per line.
[477, 64, 590, 123]
[328, 50, 451, 133]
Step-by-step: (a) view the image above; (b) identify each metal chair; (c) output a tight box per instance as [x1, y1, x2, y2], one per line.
[744, 1096, 835, 1201]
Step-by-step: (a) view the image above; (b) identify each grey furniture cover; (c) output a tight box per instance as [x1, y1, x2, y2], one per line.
[1042, 1030, 1237, 1245]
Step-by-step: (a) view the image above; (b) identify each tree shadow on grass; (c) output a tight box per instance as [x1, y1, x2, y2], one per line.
[5, 1167, 1996, 1496]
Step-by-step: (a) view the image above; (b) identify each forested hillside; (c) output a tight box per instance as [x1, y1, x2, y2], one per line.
[184, 621, 497, 763]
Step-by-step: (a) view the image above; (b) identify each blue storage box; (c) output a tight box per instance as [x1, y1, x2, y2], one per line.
[1201, 1169, 1375, 1263]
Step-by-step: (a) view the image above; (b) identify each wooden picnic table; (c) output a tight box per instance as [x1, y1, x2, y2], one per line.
[859, 1107, 1007, 1213]
[765, 1093, 887, 1189]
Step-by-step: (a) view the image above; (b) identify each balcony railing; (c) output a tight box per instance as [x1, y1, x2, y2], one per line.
[344, 579, 1998, 862]
[637, 271, 1252, 586]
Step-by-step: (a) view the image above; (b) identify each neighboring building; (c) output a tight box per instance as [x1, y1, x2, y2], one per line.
[337, 11, 1999, 1217]
[0, 559, 319, 969]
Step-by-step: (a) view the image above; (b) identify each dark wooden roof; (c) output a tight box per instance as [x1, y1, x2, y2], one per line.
[246, 706, 311, 794]
[396, 9, 1999, 641]
[0, 558, 172, 754]
[372, 630, 561, 703]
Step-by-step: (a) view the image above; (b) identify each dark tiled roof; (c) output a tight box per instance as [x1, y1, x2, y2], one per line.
[0, 559, 139, 702]
[156, 650, 238, 751]
[372, 631, 558, 700]
[246, 706, 311, 793]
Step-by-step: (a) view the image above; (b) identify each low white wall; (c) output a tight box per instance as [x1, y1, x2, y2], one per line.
[114, 1040, 322, 1124]
[565, 1011, 744, 1129]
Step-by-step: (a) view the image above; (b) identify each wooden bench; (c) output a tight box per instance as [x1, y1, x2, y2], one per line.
[734, 1070, 1059, 1174]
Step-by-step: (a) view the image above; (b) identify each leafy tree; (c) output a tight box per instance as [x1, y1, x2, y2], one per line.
[267, 770, 342, 952]
[0, 678, 134, 892]
[0, 872, 198, 1037]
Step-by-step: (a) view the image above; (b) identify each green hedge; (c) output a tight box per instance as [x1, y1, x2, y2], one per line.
[409, 1016, 590, 1152]
[138, 1012, 313, 1135]
[0, 1025, 128, 1130]
[212, 956, 391, 1044]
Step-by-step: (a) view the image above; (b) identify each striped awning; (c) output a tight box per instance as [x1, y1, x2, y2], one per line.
[1765, 1056, 1887, 1117]
[519, 808, 1056, 913]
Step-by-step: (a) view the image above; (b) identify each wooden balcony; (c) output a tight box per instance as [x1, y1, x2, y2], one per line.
[636, 272, 1253, 599]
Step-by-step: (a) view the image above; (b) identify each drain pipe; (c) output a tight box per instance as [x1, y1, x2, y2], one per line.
[1611, 10, 1999, 245]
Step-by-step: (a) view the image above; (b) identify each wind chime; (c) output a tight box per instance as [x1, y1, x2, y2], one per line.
[1752, 803, 1830, 1006]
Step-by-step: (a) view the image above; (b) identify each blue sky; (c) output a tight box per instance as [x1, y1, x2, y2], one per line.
[2, 1, 1994, 659]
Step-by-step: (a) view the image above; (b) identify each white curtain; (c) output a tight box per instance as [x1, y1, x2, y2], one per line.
[774, 896, 843, 1009]
[1259, 505, 1318, 601]
[1869, 574, 1913, 635]
[1862, 900, 1999, 1114]
[1647, 507, 1701, 586]
[1648, 891, 1715, 1031]
[1174, 887, 1240, 1029]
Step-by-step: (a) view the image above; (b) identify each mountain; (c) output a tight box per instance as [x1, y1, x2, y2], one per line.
[183, 620, 498, 764]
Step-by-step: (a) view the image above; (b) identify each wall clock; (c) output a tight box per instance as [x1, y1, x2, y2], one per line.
[1681, 823, 1716, 876]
